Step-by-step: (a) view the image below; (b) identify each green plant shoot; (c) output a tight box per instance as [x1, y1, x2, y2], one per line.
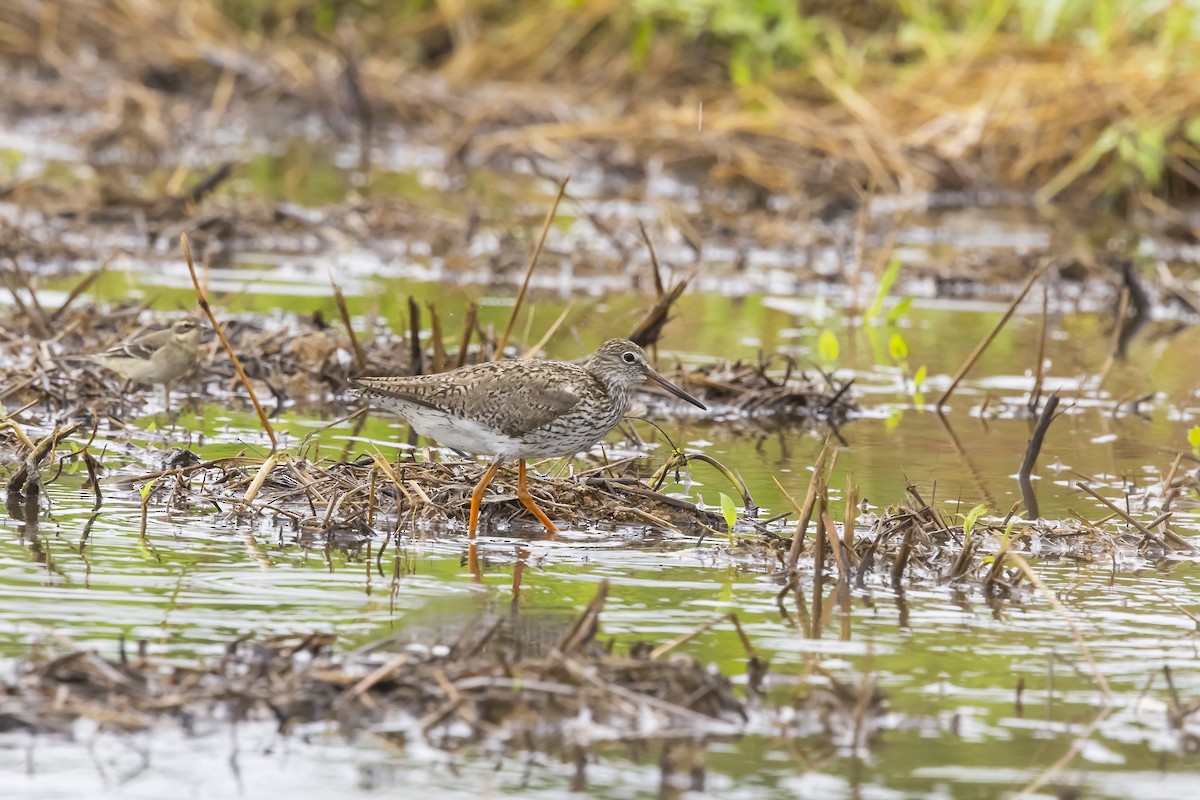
[865, 260, 901, 323]
[719, 492, 738, 544]
[818, 329, 839, 364]
[961, 503, 988, 542]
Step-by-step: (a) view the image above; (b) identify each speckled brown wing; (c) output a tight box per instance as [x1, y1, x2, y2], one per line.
[350, 360, 588, 438]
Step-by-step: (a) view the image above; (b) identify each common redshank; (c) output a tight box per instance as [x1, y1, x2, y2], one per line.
[349, 338, 706, 537]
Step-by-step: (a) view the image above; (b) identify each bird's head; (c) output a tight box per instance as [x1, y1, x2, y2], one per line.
[589, 338, 706, 409]
[171, 318, 203, 347]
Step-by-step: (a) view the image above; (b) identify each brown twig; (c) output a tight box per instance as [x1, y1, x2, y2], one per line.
[494, 176, 569, 358]
[407, 296, 423, 375]
[780, 440, 832, 571]
[52, 258, 111, 322]
[181, 234, 277, 452]
[330, 273, 365, 373]
[427, 302, 446, 373]
[455, 301, 478, 369]
[937, 260, 1051, 409]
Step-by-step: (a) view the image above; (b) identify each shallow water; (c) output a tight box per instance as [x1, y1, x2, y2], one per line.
[5, 126, 1200, 797]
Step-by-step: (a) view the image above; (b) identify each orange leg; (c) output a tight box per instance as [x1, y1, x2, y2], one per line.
[468, 460, 502, 539]
[467, 542, 481, 582]
[517, 459, 560, 534]
[511, 546, 528, 606]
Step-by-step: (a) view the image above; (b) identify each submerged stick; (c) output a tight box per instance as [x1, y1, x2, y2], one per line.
[1018, 393, 1060, 520]
[494, 177, 569, 359]
[182, 234, 278, 452]
[937, 260, 1051, 409]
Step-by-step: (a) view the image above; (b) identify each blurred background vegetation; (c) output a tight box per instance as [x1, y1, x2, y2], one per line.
[3, 0, 1200, 211]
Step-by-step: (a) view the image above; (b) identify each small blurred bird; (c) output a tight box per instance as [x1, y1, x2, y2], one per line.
[87, 318, 203, 408]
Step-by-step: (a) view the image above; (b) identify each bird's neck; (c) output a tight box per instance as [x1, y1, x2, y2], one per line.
[588, 364, 632, 414]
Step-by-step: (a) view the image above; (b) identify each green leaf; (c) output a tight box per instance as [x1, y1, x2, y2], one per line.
[1185, 117, 1200, 146]
[886, 295, 914, 325]
[817, 329, 840, 364]
[729, 53, 753, 86]
[888, 333, 908, 361]
[139, 478, 158, 502]
[1189, 426, 1200, 454]
[961, 503, 988, 541]
[630, 17, 655, 70]
[913, 364, 927, 390]
[719, 492, 738, 544]
[1001, 518, 1017, 547]
[865, 260, 901, 323]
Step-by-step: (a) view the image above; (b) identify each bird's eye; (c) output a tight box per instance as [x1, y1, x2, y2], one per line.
[622, 352, 637, 364]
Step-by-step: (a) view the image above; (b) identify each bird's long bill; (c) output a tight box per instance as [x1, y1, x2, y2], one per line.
[644, 367, 707, 410]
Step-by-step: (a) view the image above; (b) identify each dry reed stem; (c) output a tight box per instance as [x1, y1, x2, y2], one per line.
[181, 233, 277, 452]
[1076, 481, 1192, 551]
[936, 260, 1052, 409]
[494, 177, 569, 358]
[407, 296, 423, 375]
[520, 300, 575, 359]
[330, 273, 365, 373]
[843, 475, 859, 566]
[427, 302, 445, 373]
[639, 221, 665, 297]
[780, 439, 831, 571]
[454, 301, 478, 370]
[243, 453, 279, 504]
[52, 258, 109, 321]
[648, 615, 723, 660]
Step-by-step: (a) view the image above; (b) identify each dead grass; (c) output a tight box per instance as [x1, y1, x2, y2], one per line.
[1, 0, 1196, 210]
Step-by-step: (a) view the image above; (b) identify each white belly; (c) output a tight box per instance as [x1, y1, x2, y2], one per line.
[400, 404, 525, 458]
